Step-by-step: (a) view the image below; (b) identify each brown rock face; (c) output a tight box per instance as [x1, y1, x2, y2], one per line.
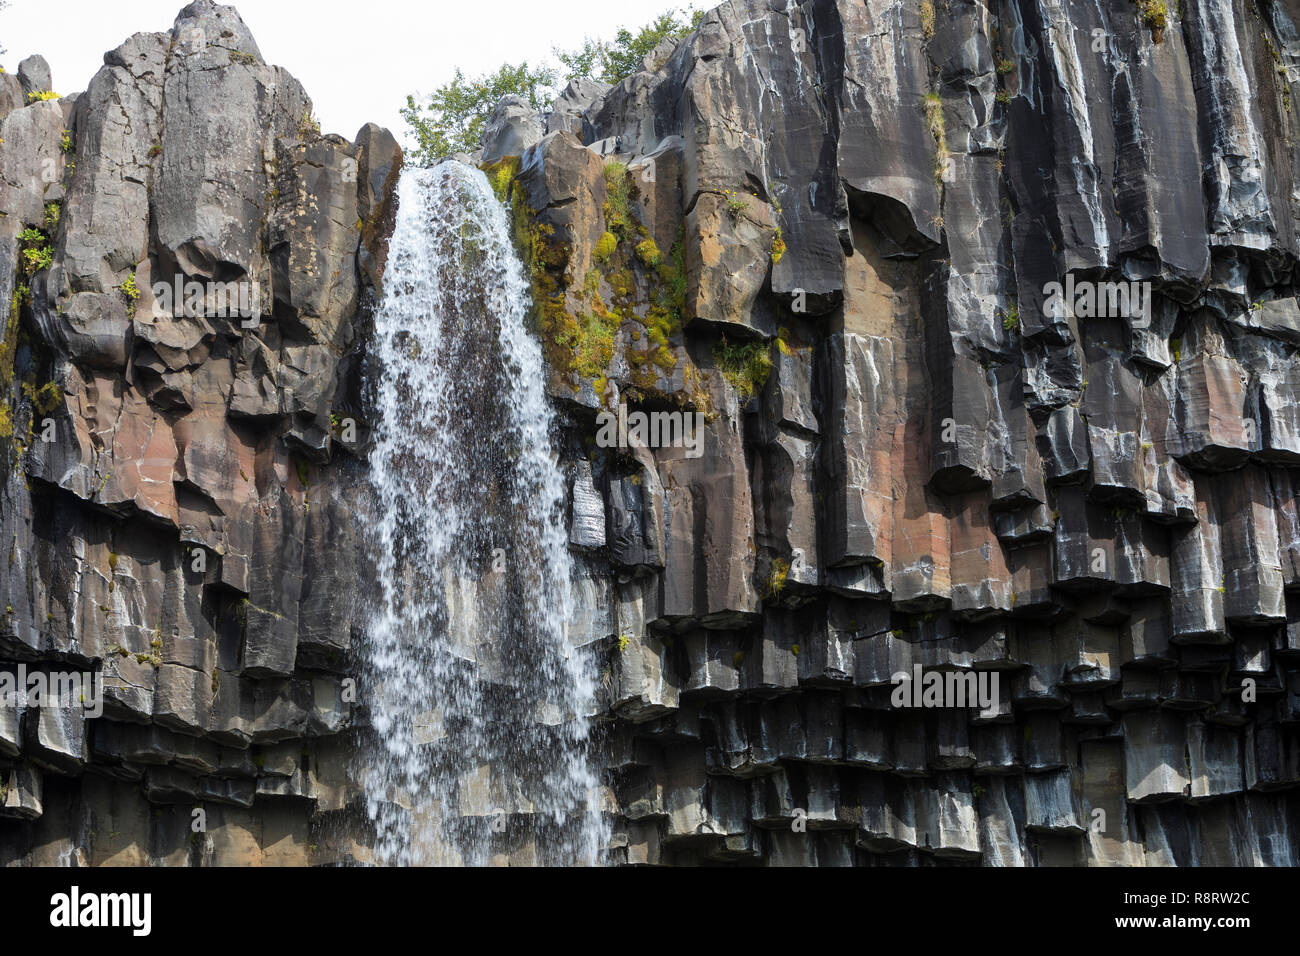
[0, 1, 399, 863]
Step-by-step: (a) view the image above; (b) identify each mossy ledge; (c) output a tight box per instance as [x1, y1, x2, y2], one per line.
[483, 155, 694, 403]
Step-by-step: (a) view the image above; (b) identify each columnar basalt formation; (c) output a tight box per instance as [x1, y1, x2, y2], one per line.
[0, 1, 399, 864]
[2, 0, 1300, 867]
[489, 0, 1300, 865]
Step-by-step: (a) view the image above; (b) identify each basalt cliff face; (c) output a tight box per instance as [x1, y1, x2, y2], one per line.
[0, 0, 399, 864]
[2, 0, 1300, 866]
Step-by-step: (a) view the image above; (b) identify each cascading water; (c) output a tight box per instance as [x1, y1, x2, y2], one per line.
[360, 162, 606, 866]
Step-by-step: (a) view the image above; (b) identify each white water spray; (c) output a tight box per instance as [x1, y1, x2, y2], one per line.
[360, 162, 605, 866]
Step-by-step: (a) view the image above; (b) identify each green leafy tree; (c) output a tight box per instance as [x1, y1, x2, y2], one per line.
[401, 8, 704, 166]
[556, 8, 703, 86]
[401, 61, 557, 166]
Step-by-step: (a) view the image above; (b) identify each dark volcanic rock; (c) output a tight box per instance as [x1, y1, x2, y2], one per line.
[484, 0, 1300, 866]
[6, 0, 1300, 867]
[0, 0, 395, 864]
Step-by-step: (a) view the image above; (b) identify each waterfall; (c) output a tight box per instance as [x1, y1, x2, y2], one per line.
[360, 162, 606, 866]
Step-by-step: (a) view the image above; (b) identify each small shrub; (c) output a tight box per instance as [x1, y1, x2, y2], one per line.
[1001, 302, 1019, 331]
[713, 337, 773, 400]
[298, 108, 321, 138]
[26, 90, 59, 102]
[17, 228, 52, 274]
[771, 233, 786, 265]
[118, 272, 140, 302]
[922, 92, 948, 182]
[765, 558, 791, 598]
[1136, 0, 1167, 39]
[722, 188, 747, 222]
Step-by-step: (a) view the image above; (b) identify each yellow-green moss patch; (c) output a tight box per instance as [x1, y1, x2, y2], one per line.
[713, 337, 773, 400]
[594, 231, 618, 263]
[635, 238, 661, 267]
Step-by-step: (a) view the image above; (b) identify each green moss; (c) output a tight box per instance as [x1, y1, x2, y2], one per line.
[607, 268, 634, 298]
[43, 202, 60, 231]
[22, 381, 62, 416]
[777, 326, 794, 356]
[496, 157, 687, 392]
[594, 230, 618, 263]
[657, 229, 687, 316]
[567, 309, 621, 379]
[0, 289, 21, 440]
[1136, 0, 1167, 38]
[498, 166, 602, 384]
[482, 155, 521, 204]
[603, 160, 637, 238]
[635, 238, 661, 267]
[713, 337, 773, 400]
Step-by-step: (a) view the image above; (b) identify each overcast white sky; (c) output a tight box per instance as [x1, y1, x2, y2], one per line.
[0, 0, 688, 143]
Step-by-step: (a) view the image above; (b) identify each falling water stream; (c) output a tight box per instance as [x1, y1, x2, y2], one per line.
[360, 162, 605, 865]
